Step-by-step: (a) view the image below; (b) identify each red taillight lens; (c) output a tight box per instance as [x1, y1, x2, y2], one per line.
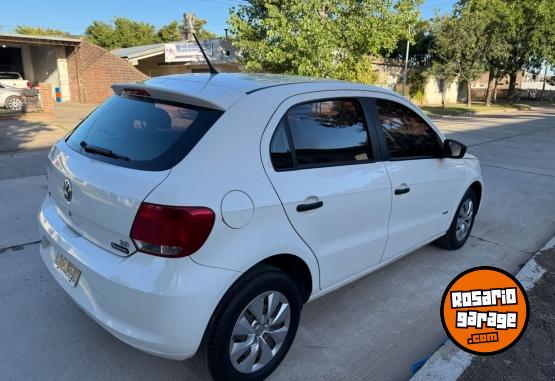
[130, 203, 215, 258]
[27, 81, 32, 88]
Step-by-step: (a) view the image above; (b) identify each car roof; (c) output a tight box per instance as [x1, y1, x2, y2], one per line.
[117, 73, 399, 111]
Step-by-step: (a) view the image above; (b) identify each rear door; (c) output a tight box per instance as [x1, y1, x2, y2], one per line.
[369, 97, 467, 262]
[48, 93, 222, 256]
[262, 94, 392, 289]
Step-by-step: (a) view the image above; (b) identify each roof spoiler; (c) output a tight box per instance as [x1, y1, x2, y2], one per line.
[111, 83, 225, 111]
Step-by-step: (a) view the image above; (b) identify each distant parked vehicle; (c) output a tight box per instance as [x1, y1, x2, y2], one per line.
[0, 72, 31, 89]
[0, 84, 25, 111]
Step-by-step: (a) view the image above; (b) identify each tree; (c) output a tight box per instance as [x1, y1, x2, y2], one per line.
[15, 26, 70, 37]
[157, 18, 218, 43]
[194, 19, 217, 40]
[228, 0, 422, 84]
[486, 0, 555, 102]
[431, 1, 506, 107]
[85, 17, 219, 49]
[157, 21, 183, 42]
[386, 20, 434, 67]
[85, 18, 157, 49]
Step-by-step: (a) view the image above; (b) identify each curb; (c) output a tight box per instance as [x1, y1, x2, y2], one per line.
[410, 236, 555, 381]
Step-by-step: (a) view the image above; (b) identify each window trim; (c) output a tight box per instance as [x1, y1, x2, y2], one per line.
[369, 97, 445, 162]
[269, 97, 377, 172]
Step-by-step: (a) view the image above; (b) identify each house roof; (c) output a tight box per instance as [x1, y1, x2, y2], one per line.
[112, 43, 166, 60]
[0, 33, 81, 46]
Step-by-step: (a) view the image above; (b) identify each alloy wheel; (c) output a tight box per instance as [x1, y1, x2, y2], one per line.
[7, 97, 23, 111]
[229, 290, 291, 374]
[455, 198, 474, 241]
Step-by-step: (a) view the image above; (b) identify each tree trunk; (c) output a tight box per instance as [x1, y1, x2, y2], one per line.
[485, 69, 496, 106]
[466, 80, 472, 107]
[441, 86, 446, 109]
[492, 78, 499, 103]
[508, 72, 518, 102]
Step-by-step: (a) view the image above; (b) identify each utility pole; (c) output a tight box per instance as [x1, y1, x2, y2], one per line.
[402, 26, 411, 97]
[224, 28, 229, 40]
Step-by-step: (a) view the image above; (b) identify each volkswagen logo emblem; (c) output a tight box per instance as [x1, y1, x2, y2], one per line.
[63, 179, 72, 202]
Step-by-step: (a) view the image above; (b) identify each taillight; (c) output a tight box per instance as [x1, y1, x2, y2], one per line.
[27, 81, 32, 88]
[130, 203, 215, 258]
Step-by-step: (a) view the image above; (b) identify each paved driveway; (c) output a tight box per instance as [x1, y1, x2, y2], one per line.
[1, 107, 554, 381]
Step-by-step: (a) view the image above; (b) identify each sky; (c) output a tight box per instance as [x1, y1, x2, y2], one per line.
[0, 0, 456, 36]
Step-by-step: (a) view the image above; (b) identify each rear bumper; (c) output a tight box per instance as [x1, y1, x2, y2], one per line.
[38, 194, 238, 360]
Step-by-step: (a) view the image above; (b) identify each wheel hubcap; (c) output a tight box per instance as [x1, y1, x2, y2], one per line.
[456, 199, 474, 241]
[7, 98, 23, 111]
[229, 291, 291, 374]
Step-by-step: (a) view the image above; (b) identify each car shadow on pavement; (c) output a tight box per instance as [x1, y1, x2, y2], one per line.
[0, 116, 61, 153]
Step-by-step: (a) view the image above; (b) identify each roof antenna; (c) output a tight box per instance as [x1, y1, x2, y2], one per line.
[192, 33, 219, 75]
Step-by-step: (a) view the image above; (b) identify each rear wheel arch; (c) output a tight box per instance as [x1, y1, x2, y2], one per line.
[259, 253, 313, 303]
[469, 181, 482, 212]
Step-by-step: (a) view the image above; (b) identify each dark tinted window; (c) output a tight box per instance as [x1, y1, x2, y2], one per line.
[270, 120, 294, 170]
[376, 99, 442, 159]
[0, 73, 21, 79]
[66, 95, 223, 171]
[284, 99, 372, 167]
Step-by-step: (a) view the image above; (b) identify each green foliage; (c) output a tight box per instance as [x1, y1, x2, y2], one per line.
[157, 19, 218, 43]
[387, 20, 433, 66]
[407, 70, 426, 102]
[229, 0, 422, 83]
[85, 18, 157, 49]
[15, 26, 70, 37]
[85, 17, 218, 49]
[157, 21, 183, 43]
[194, 19, 218, 40]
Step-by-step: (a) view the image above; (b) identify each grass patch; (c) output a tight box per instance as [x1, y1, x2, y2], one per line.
[422, 101, 533, 116]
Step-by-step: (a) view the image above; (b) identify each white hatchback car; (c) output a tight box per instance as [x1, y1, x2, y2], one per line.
[39, 74, 482, 380]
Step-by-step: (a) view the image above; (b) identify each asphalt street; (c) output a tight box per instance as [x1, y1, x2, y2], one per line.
[1, 107, 554, 381]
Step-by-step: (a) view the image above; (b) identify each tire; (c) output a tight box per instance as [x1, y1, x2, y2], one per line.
[435, 188, 477, 250]
[5, 96, 24, 111]
[199, 264, 302, 381]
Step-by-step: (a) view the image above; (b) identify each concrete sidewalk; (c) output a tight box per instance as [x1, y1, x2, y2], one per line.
[0, 103, 96, 153]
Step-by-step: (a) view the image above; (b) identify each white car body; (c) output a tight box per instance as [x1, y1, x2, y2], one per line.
[0, 83, 24, 110]
[0, 72, 30, 89]
[38, 74, 482, 362]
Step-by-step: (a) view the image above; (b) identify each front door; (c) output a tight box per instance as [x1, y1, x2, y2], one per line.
[262, 95, 392, 289]
[372, 97, 467, 262]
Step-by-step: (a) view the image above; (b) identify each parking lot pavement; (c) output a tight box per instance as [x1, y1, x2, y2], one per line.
[1, 107, 554, 381]
[0, 103, 96, 153]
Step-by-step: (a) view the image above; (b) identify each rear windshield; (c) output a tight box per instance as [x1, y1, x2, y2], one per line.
[66, 95, 223, 171]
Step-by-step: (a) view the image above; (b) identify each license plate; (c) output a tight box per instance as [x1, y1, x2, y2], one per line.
[54, 252, 81, 287]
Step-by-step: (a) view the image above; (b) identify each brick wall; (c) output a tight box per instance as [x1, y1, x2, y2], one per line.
[38, 83, 54, 113]
[67, 41, 148, 104]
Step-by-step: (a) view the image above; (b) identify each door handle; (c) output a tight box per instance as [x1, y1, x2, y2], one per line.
[394, 187, 410, 195]
[296, 201, 324, 212]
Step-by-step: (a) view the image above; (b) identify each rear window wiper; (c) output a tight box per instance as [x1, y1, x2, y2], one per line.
[80, 141, 130, 161]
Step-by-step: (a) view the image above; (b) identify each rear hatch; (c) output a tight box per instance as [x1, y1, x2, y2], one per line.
[47, 92, 222, 256]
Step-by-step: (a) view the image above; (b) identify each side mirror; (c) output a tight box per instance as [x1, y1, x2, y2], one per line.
[444, 139, 467, 159]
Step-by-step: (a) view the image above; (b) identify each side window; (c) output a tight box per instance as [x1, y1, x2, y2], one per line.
[376, 99, 443, 159]
[273, 99, 372, 169]
[270, 120, 294, 170]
